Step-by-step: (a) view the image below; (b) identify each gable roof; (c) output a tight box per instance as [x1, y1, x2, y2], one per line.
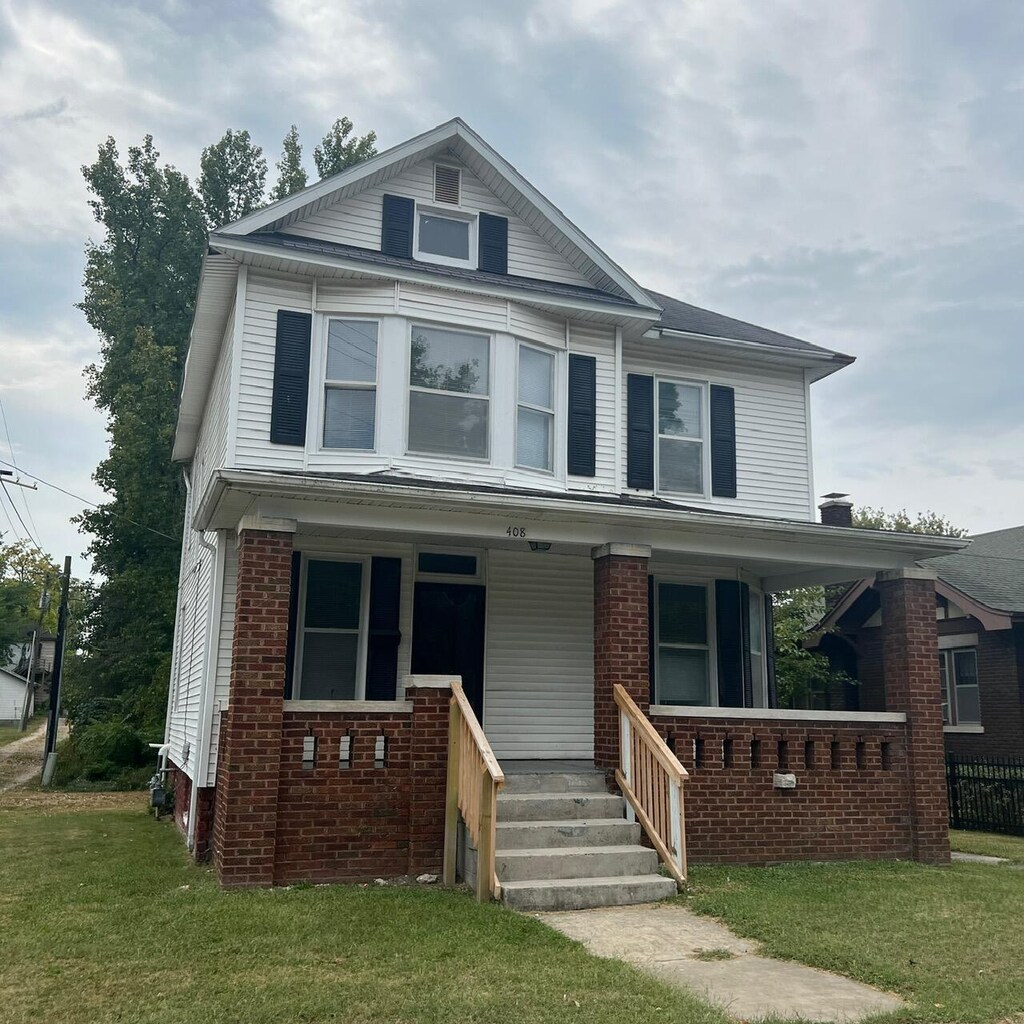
[0, 666, 30, 688]
[920, 526, 1024, 615]
[219, 117, 658, 311]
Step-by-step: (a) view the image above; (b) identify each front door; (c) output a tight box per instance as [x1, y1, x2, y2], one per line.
[411, 582, 487, 719]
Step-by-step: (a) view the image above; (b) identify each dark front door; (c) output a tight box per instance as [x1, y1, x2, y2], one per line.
[411, 582, 486, 718]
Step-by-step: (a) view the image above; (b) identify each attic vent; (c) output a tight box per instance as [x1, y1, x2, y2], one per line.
[434, 164, 461, 205]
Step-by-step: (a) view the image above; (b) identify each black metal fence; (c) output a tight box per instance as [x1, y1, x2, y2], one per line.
[946, 754, 1024, 835]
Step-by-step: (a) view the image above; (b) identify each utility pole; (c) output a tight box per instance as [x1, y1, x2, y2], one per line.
[41, 555, 71, 785]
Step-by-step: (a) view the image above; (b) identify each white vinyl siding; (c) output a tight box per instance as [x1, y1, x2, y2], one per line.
[484, 549, 594, 759]
[283, 156, 594, 288]
[622, 340, 813, 520]
[191, 307, 233, 501]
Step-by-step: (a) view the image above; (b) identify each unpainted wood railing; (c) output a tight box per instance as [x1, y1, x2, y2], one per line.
[442, 679, 505, 901]
[613, 683, 689, 886]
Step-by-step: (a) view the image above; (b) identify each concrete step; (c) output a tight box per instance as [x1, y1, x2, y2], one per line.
[501, 772, 608, 796]
[496, 818, 642, 850]
[501, 874, 678, 912]
[497, 792, 624, 822]
[496, 845, 660, 882]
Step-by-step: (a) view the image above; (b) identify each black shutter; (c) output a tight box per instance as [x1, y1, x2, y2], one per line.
[567, 354, 597, 477]
[478, 212, 508, 274]
[764, 594, 778, 708]
[710, 384, 737, 498]
[648, 575, 657, 704]
[283, 551, 302, 698]
[715, 580, 744, 707]
[365, 557, 403, 701]
[381, 194, 414, 258]
[270, 310, 311, 446]
[626, 373, 655, 489]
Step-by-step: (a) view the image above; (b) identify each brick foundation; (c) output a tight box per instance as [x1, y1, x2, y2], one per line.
[593, 546, 650, 772]
[650, 715, 913, 862]
[169, 764, 216, 860]
[878, 569, 949, 864]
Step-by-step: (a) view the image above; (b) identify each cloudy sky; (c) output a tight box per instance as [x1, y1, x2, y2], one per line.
[1, 0, 1022, 572]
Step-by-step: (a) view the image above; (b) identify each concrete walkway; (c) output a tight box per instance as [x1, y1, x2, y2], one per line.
[537, 903, 904, 1022]
[0, 718, 63, 793]
[951, 851, 1008, 865]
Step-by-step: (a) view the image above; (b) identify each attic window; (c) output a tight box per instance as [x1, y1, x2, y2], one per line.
[434, 164, 461, 205]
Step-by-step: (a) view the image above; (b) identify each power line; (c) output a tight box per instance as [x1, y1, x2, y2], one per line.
[0, 457, 180, 544]
[0, 393, 44, 548]
[0, 479, 45, 557]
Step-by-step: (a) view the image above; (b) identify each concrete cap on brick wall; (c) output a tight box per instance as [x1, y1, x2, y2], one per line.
[237, 513, 298, 535]
[877, 567, 938, 582]
[591, 543, 652, 560]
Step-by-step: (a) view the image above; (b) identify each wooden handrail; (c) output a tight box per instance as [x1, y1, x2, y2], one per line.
[442, 679, 505, 901]
[613, 684, 689, 886]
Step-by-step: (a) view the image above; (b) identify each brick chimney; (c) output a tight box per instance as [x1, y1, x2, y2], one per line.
[819, 492, 853, 527]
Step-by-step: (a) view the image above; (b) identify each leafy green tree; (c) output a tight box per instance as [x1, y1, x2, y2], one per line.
[270, 124, 308, 200]
[313, 117, 377, 179]
[853, 506, 967, 537]
[198, 129, 268, 228]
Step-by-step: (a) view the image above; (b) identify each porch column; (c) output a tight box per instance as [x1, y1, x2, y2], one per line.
[877, 567, 950, 865]
[593, 544, 651, 773]
[212, 518, 296, 887]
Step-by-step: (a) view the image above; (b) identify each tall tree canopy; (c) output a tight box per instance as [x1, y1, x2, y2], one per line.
[73, 117, 375, 743]
[313, 117, 378, 179]
[270, 124, 308, 200]
[0, 540, 60, 665]
[852, 506, 967, 537]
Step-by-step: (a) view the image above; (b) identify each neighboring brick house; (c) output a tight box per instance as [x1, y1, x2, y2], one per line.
[163, 118, 966, 903]
[811, 524, 1024, 759]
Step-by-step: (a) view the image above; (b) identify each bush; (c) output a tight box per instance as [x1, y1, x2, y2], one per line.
[50, 722, 153, 790]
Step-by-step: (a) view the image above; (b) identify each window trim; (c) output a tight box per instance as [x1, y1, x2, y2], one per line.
[319, 316, 380, 452]
[293, 553, 372, 701]
[406, 321, 492, 462]
[939, 645, 980, 726]
[413, 201, 478, 269]
[654, 376, 711, 499]
[748, 586, 768, 708]
[652, 577, 719, 707]
[515, 340, 557, 474]
[415, 546, 486, 584]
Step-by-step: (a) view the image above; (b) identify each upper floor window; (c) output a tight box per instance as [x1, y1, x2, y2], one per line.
[415, 206, 476, 269]
[323, 319, 377, 450]
[408, 325, 490, 459]
[516, 343, 555, 472]
[939, 647, 980, 725]
[657, 380, 705, 496]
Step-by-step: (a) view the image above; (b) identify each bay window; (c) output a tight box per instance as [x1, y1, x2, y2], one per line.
[408, 325, 490, 458]
[516, 343, 555, 471]
[295, 558, 367, 700]
[323, 319, 377, 450]
[657, 380, 705, 496]
[654, 581, 713, 706]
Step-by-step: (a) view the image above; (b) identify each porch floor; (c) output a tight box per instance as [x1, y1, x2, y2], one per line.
[501, 759, 597, 774]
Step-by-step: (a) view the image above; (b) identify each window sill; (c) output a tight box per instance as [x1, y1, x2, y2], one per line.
[284, 699, 413, 714]
[944, 724, 984, 734]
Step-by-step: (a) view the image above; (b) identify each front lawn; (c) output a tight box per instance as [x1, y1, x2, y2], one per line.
[686, 851, 1024, 1024]
[0, 793, 724, 1024]
[950, 828, 1024, 863]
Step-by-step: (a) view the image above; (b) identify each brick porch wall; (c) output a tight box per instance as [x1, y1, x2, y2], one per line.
[169, 765, 216, 860]
[649, 716, 913, 862]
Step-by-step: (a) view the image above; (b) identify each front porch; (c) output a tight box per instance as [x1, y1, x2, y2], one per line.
[192, 474, 957, 890]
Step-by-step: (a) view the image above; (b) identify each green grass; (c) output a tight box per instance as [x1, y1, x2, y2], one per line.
[0, 713, 43, 748]
[685, 857, 1024, 1024]
[950, 829, 1024, 863]
[0, 795, 725, 1024]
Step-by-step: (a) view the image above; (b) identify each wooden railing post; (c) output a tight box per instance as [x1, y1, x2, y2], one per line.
[442, 695, 461, 887]
[476, 767, 494, 903]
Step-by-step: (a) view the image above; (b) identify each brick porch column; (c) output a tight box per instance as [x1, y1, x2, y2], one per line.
[406, 680, 452, 876]
[877, 567, 950, 865]
[212, 519, 296, 887]
[593, 544, 651, 773]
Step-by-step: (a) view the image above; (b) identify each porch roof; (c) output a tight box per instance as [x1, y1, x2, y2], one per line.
[197, 469, 967, 591]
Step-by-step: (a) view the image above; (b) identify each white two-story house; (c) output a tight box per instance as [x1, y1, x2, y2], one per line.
[165, 118, 962, 905]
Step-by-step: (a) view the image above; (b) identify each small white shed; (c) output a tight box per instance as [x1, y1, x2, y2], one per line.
[0, 667, 32, 726]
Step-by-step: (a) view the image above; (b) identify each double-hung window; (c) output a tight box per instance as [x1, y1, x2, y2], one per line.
[296, 558, 366, 700]
[323, 319, 378, 449]
[657, 380, 705, 496]
[654, 581, 713, 706]
[939, 647, 980, 725]
[408, 325, 490, 458]
[516, 343, 555, 472]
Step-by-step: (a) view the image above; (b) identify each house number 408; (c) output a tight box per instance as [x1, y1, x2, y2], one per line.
[506, 526, 528, 538]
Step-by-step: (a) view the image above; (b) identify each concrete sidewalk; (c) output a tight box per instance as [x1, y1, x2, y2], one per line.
[537, 902, 904, 1022]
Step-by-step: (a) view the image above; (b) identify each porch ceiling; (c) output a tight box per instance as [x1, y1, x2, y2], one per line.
[198, 470, 967, 591]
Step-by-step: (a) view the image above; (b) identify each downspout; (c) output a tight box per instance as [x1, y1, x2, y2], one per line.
[181, 469, 222, 853]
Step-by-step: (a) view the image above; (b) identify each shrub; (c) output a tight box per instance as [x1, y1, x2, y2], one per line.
[50, 722, 152, 790]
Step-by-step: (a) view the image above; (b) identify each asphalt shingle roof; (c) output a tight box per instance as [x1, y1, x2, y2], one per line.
[922, 526, 1024, 614]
